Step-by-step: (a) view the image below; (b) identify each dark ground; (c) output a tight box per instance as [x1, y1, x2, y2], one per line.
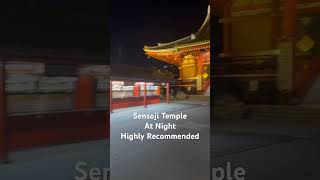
[212, 118, 320, 180]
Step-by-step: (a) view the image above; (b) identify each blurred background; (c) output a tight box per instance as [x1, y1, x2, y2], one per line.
[0, 1, 109, 179]
[213, 0, 320, 179]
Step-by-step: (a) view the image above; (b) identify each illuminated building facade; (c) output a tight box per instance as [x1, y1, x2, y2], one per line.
[144, 6, 210, 93]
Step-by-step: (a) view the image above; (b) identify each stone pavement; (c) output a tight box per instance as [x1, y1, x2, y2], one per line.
[0, 140, 109, 180]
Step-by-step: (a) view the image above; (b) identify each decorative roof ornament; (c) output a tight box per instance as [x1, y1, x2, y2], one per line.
[191, 34, 196, 40]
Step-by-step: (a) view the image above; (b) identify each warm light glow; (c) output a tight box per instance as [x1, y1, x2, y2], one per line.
[112, 81, 124, 86]
[135, 82, 154, 86]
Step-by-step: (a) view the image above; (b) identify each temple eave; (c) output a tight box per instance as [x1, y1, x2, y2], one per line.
[146, 53, 179, 65]
[144, 41, 210, 53]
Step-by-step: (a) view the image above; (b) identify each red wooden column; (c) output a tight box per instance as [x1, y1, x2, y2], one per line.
[282, 0, 299, 40]
[156, 86, 161, 96]
[74, 75, 95, 110]
[133, 85, 140, 97]
[0, 60, 8, 163]
[144, 82, 147, 108]
[110, 80, 113, 113]
[166, 83, 170, 104]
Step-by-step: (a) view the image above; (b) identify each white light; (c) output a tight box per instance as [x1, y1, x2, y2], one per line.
[112, 81, 124, 85]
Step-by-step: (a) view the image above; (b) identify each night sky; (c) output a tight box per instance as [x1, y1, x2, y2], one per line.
[0, 1, 210, 66]
[0, 0, 108, 61]
[111, 0, 209, 67]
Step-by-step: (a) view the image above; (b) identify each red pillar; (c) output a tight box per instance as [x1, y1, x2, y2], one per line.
[282, 0, 299, 40]
[0, 61, 8, 162]
[156, 86, 161, 96]
[198, 55, 204, 76]
[166, 83, 170, 104]
[133, 85, 140, 97]
[74, 75, 95, 110]
[144, 82, 147, 108]
[110, 80, 113, 113]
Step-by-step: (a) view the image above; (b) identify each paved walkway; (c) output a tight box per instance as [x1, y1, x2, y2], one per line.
[111, 103, 210, 180]
[0, 140, 109, 180]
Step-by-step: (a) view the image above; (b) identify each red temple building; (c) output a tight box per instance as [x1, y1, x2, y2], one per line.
[144, 6, 211, 94]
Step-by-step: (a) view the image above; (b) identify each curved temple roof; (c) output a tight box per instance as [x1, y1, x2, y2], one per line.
[144, 5, 210, 64]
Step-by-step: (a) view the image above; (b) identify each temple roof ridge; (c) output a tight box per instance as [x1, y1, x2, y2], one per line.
[144, 5, 210, 51]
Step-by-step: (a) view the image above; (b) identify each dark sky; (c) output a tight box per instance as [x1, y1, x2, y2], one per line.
[0, 0, 108, 60]
[111, 0, 209, 67]
[0, 1, 210, 66]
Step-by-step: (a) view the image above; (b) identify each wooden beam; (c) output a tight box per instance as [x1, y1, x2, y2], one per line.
[219, 49, 281, 59]
[219, 14, 279, 23]
[213, 74, 276, 78]
[229, 1, 320, 17]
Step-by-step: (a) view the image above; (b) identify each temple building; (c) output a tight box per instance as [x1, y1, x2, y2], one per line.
[144, 6, 210, 94]
[213, 0, 320, 104]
